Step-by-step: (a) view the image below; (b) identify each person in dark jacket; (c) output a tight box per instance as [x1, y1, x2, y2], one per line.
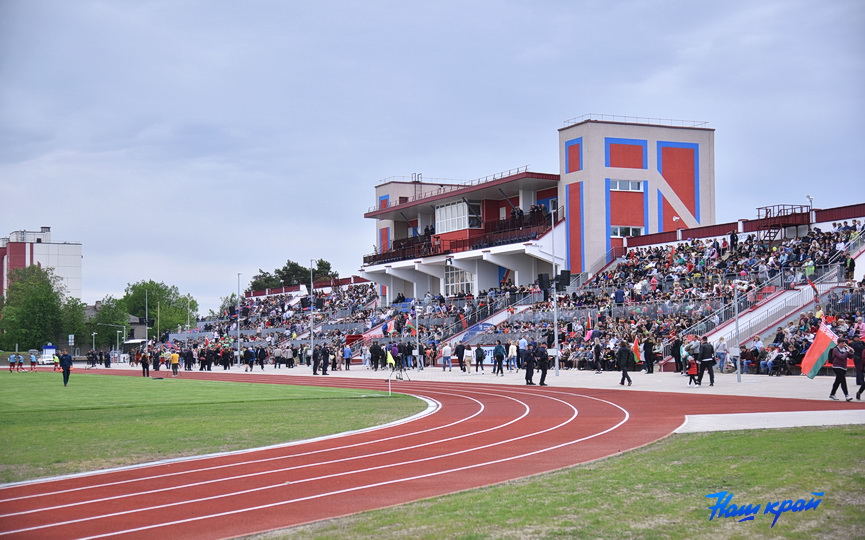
[829, 338, 853, 401]
[535, 343, 550, 386]
[493, 340, 506, 376]
[59, 349, 73, 386]
[617, 340, 632, 386]
[455, 342, 466, 372]
[671, 335, 684, 374]
[643, 336, 655, 374]
[697, 336, 716, 387]
[369, 341, 383, 371]
[140, 350, 150, 377]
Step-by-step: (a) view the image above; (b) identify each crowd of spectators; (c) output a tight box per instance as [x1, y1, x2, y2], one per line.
[145, 221, 862, 380]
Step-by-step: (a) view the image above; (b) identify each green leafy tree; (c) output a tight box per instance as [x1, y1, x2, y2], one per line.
[0, 266, 64, 350]
[253, 258, 337, 289]
[88, 295, 129, 349]
[249, 270, 281, 292]
[60, 298, 88, 350]
[121, 281, 197, 339]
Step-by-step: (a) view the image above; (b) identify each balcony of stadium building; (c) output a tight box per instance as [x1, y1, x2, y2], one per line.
[359, 168, 567, 305]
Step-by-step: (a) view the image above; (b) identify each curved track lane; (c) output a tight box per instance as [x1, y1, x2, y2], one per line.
[1, 370, 860, 539]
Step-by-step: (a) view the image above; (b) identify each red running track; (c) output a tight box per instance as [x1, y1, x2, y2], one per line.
[1, 371, 862, 539]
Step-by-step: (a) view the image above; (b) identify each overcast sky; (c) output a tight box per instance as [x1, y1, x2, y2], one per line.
[1, 0, 863, 314]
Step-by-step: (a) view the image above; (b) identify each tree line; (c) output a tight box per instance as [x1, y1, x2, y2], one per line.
[0, 266, 197, 351]
[248, 258, 338, 292]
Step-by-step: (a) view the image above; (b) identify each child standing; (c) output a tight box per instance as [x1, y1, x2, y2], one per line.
[687, 355, 699, 387]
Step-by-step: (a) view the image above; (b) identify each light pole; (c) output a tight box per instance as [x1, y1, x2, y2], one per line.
[115, 330, 122, 365]
[237, 273, 242, 365]
[551, 207, 560, 376]
[92, 332, 97, 351]
[185, 296, 191, 347]
[309, 259, 315, 361]
[144, 289, 149, 352]
[416, 301, 420, 370]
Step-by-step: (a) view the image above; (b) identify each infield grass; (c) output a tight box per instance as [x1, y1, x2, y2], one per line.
[274, 425, 865, 540]
[0, 371, 425, 483]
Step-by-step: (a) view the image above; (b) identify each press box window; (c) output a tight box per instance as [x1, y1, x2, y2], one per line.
[435, 201, 482, 234]
[610, 226, 643, 237]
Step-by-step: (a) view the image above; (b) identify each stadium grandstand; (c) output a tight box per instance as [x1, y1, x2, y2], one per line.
[154, 115, 863, 382]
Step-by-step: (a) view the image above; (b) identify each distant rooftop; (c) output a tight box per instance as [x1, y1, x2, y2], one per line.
[562, 113, 710, 129]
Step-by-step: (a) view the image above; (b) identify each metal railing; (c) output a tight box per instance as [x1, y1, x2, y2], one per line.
[562, 113, 709, 129]
[654, 265, 835, 357]
[363, 206, 564, 266]
[366, 166, 531, 213]
[569, 246, 630, 292]
[713, 274, 843, 348]
[347, 290, 542, 357]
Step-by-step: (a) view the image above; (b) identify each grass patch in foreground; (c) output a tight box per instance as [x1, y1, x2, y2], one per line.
[272, 425, 865, 540]
[0, 371, 425, 483]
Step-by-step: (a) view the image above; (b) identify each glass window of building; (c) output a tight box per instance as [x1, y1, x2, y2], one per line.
[610, 226, 643, 237]
[444, 266, 473, 296]
[609, 180, 643, 192]
[435, 201, 484, 233]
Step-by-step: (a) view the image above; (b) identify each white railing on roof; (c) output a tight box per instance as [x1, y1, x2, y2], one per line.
[562, 113, 709, 129]
[367, 165, 531, 213]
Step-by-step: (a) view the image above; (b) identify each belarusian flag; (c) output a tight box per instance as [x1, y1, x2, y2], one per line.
[801, 322, 838, 379]
[632, 336, 642, 365]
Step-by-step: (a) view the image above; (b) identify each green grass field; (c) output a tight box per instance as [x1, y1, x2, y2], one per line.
[275, 426, 865, 540]
[0, 371, 425, 483]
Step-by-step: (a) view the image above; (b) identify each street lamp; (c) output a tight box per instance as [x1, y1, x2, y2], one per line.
[309, 259, 315, 362]
[551, 207, 559, 376]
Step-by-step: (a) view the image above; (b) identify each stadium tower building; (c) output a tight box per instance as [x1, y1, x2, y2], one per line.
[360, 115, 715, 302]
[0, 227, 83, 300]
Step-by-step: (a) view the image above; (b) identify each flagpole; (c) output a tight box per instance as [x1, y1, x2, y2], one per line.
[416, 304, 420, 370]
[309, 260, 315, 365]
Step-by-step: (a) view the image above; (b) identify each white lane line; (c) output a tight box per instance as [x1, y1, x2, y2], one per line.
[0, 389, 522, 517]
[1, 389, 596, 536]
[75, 393, 629, 540]
[675, 409, 865, 433]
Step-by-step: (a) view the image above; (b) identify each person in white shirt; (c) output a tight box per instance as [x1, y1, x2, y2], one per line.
[507, 340, 518, 371]
[441, 343, 453, 371]
[518, 337, 528, 370]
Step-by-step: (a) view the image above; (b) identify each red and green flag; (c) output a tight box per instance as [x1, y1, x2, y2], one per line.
[632, 336, 642, 365]
[801, 322, 838, 379]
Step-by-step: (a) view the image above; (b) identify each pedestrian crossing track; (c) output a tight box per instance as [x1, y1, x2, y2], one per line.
[1, 370, 861, 539]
